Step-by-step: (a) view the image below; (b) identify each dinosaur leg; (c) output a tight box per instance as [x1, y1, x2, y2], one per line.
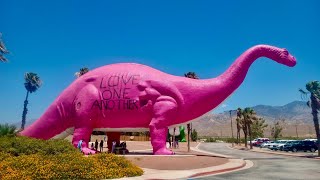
[73, 127, 96, 155]
[72, 84, 100, 155]
[149, 96, 178, 155]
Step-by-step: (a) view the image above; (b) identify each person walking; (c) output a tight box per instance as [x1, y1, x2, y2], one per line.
[99, 140, 104, 152]
[95, 139, 98, 151]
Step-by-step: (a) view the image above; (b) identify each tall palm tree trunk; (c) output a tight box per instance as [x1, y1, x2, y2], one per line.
[248, 123, 253, 149]
[21, 91, 29, 130]
[243, 124, 248, 148]
[311, 95, 320, 156]
[236, 125, 239, 144]
[237, 121, 241, 145]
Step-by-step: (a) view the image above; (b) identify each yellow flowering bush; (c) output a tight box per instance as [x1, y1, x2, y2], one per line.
[0, 137, 143, 179]
[0, 136, 76, 156]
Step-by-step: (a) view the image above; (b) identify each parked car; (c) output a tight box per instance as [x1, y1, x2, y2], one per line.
[283, 140, 318, 152]
[254, 138, 270, 147]
[269, 140, 289, 150]
[260, 141, 274, 148]
[247, 138, 270, 147]
[277, 140, 296, 151]
[304, 139, 317, 142]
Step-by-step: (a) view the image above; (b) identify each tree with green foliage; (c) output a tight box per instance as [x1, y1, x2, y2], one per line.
[21, 72, 42, 130]
[271, 120, 284, 141]
[75, 67, 89, 77]
[184, 72, 199, 150]
[0, 124, 16, 137]
[299, 80, 320, 156]
[0, 33, 9, 62]
[251, 117, 268, 139]
[237, 107, 258, 149]
[243, 107, 257, 149]
[191, 129, 198, 141]
[237, 108, 248, 148]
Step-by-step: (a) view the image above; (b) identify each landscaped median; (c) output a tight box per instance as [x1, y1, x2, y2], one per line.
[0, 136, 143, 179]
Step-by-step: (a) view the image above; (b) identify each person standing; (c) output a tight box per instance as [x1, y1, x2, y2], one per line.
[77, 140, 83, 152]
[111, 141, 116, 153]
[95, 139, 98, 151]
[99, 140, 104, 152]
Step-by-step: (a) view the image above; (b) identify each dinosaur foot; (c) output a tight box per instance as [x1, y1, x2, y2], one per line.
[154, 148, 175, 155]
[81, 148, 97, 155]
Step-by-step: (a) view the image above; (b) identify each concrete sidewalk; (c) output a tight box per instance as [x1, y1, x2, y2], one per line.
[115, 142, 249, 179]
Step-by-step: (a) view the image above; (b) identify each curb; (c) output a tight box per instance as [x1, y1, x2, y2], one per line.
[119, 143, 250, 180]
[188, 159, 247, 178]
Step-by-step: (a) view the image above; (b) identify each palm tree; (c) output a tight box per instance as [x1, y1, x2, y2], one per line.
[0, 33, 9, 62]
[184, 72, 199, 79]
[184, 72, 199, 152]
[75, 67, 89, 77]
[236, 108, 243, 144]
[299, 81, 320, 156]
[21, 72, 42, 130]
[243, 108, 257, 149]
[238, 108, 250, 148]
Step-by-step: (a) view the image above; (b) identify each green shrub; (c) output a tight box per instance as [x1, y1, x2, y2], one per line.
[202, 137, 246, 143]
[0, 124, 17, 137]
[0, 136, 77, 156]
[0, 136, 143, 179]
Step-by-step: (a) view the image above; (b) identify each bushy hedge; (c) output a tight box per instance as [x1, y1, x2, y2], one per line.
[0, 136, 143, 179]
[203, 137, 245, 143]
[0, 136, 76, 156]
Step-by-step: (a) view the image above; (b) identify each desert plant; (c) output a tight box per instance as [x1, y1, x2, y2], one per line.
[251, 117, 268, 139]
[191, 129, 198, 141]
[0, 124, 16, 137]
[271, 120, 284, 141]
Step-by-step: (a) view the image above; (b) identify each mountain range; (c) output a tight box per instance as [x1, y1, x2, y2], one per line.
[192, 101, 316, 137]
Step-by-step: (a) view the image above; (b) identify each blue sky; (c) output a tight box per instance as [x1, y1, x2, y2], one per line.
[1, 0, 319, 124]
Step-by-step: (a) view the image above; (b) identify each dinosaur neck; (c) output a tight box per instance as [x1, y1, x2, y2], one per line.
[20, 97, 74, 139]
[182, 45, 283, 120]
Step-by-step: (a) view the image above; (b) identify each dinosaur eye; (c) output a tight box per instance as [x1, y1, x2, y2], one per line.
[282, 49, 289, 56]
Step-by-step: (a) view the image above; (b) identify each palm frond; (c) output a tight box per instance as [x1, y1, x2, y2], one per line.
[0, 55, 8, 62]
[75, 67, 89, 77]
[24, 72, 42, 93]
[184, 72, 199, 79]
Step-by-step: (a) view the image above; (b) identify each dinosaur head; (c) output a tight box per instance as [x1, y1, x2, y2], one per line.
[275, 48, 296, 67]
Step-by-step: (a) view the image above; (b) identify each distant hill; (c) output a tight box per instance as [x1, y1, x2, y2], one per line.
[251, 101, 312, 123]
[192, 101, 316, 137]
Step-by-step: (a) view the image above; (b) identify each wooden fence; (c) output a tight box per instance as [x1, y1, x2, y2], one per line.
[120, 135, 150, 141]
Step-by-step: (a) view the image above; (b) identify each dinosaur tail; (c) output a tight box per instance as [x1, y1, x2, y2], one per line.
[19, 101, 73, 140]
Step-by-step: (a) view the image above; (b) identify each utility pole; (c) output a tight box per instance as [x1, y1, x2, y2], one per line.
[187, 124, 190, 152]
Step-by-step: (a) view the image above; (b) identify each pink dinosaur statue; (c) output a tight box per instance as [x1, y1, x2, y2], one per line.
[20, 45, 296, 155]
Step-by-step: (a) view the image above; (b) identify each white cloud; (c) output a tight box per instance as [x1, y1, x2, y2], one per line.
[221, 104, 228, 108]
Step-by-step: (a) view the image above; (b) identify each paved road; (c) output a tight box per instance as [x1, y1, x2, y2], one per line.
[196, 143, 320, 180]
